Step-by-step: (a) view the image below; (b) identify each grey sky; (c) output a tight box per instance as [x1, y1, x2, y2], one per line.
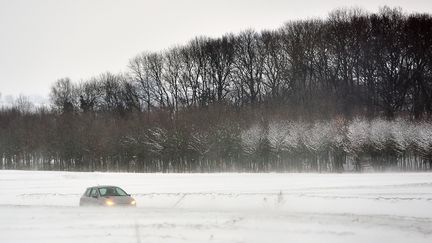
[0, 0, 431, 98]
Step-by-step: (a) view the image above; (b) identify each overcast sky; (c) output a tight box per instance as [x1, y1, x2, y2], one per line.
[1, 0, 431, 99]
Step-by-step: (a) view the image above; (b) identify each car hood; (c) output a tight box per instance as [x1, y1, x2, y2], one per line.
[103, 196, 134, 204]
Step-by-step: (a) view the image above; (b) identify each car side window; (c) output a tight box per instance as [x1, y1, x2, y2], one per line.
[90, 188, 98, 198]
[99, 188, 107, 196]
[115, 187, 128, 196]
[84, 188, 91, 197]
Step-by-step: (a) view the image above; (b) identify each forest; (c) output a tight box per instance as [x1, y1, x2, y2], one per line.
[1, 7, 432, 172]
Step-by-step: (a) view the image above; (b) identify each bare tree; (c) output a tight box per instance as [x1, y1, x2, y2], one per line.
[128, 53, 153, 111]
[233, 30, 265, 105]
[50, 77, 78, 113]
[204, 35, 235, 102]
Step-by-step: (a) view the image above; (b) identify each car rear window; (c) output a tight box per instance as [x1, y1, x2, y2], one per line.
[84, 188, 91, 197]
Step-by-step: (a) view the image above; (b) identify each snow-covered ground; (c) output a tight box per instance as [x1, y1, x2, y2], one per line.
[1, 171, 432, 243]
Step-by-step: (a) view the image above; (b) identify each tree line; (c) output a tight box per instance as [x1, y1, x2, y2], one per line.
[1, 7, 432, 172]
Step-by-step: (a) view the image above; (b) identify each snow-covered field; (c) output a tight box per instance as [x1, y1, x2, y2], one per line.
[1, 171, 432, 243]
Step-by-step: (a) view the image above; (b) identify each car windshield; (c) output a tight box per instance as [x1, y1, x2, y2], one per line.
[98, 187, 128, 197]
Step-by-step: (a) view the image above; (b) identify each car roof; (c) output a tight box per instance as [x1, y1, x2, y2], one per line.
[88, 185, 120, 189]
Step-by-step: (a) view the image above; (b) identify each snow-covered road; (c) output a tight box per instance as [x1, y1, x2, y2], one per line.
[1, 171, 432, 243]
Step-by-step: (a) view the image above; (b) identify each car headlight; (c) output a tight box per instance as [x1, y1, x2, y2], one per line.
[130, 200, 136, 205]
[105, 200, 115, 206]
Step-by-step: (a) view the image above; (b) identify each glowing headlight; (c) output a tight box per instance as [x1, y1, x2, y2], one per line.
[105, 200, 115, 206]
[130, 200, 136, 205]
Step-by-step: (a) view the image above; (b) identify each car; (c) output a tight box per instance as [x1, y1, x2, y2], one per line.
[79, 185, 136, 207]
